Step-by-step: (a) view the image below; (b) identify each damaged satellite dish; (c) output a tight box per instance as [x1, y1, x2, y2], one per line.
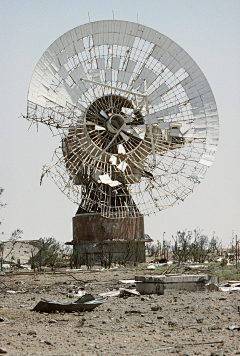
[26, 20, 219, 218]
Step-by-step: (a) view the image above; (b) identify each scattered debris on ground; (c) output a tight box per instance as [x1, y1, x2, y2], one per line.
[0, 270, 240, 355]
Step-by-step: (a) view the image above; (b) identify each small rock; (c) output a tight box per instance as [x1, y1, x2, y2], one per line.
[210, 351, 224, 356]
[67, 293, 75, 298]
[157, 315, 164, 319]
[208, 324, 222, 331]
[27, 329, 37, 335]
[168, 319, 178, 327]
[48, 319, 57, 323]
[145, 320, 154, 324]
[196, 317, 203, 323]
[44, 339, 52, 345]
[0, 317, 5, 322]
[151, 303, 161, 311]
[0, 349, 7, 354]
[75, 318, 86, 327]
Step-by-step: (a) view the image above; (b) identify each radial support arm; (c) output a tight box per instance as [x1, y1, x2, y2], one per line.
[144, 80, 156, 167]
[81, 78, 146, 98]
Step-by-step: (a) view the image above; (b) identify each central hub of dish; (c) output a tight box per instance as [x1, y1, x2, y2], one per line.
[106, 114, 125, 134]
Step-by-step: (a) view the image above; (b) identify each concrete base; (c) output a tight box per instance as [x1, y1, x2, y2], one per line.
[135, 274, 209, 295]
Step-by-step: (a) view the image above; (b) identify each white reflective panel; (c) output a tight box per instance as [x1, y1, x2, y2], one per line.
[88, 68, 100, 75]
[98, 174, 112, 184]
[183, 129, 194, 138]
[151, 46, 167, 60]
[160, 51, 174, 67]
[117, 71, 125, 83]
[158, 122, 170, 129]
[54, 38, 65, 52]
[120, 132, 130, 141]
[69, 28, 78, 43]
[105, 70, 112, 82]
[95, 125, 106, 131]
[122, 107, 133, 115]
[179, 122, 191, 135]
[148, 83, 169, 103]
[117, 71, 132, 84]
[207, 126, 219, 140]
[117, 161, 128, 172]
[100, 110, 108, 120]
[126, 60, 136, 73]
[60, 34, 69, 49]
[193, 128, 207, 138]
[97, 58, 105, 70]
[117, 144, 126, 154]
[170, 128, 182, 137]
[167, 42, 183, 57]
[194, 118, 206, 129]
[140, 67, 158, 86]
[167, 59, 182, 74]
[132, 77, 142, 89]
[108, 180, 122, 187]
[123, 34, 135, 47]
[70, 65, 86, 83]
[74, 39, 84, 53]
[75, 26, 83, 40]
[58, 66, 69, 79]
[112, 57, 120, 70]
[113, 32, 122, 45]
[65, 43, 76, 58]
[205, 143, 218, 152]
[199, 154, 214, 167]
[109, 155, 117, 165]
[152, 104, 180, 119]
[132, 126, 145, 139]
[150, 117, 158, 124]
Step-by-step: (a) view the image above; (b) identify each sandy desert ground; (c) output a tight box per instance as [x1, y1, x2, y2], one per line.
[0, 269, 240, 356]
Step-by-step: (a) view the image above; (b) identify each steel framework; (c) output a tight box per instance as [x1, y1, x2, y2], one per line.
[26, 20, 219, 218]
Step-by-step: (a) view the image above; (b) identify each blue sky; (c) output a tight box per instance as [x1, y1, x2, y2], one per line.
[0, 0, 239, 246]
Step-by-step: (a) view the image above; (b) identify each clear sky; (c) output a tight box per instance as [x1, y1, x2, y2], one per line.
[0, 0, 239, 247]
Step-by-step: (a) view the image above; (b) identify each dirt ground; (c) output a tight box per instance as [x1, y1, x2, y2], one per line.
[0, 268, 240, 356]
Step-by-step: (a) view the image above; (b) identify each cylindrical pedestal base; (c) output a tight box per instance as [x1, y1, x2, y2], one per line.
[72, 213, 147, 265]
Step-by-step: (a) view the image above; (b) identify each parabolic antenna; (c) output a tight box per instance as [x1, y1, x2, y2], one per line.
[26, 20, 219, 218]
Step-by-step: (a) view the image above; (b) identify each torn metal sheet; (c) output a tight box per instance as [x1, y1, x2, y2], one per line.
[31, 294, 107, 313]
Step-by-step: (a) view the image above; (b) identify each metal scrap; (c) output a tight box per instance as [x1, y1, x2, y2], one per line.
[31, 294, 107, 313]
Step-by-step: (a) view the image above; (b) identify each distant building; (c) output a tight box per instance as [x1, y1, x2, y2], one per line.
[1, 240, 41, 265]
